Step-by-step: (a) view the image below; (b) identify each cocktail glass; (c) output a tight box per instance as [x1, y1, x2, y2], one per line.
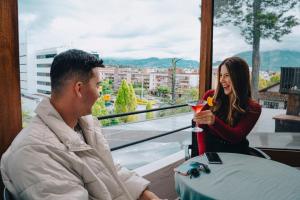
[188, 100, 207, 132]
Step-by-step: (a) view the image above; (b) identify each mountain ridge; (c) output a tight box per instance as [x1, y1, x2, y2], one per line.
[103, 50, 300, 71]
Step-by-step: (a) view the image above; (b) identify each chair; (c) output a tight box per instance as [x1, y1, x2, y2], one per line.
[185, 120, 271, 160]
[249, 147, 271, 159]
[3, 187, 14, 200]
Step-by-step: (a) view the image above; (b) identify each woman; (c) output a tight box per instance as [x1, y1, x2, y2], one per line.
[193, 56, 261, 154]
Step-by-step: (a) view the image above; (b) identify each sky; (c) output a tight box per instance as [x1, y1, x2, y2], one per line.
[19, 0, 300, 61]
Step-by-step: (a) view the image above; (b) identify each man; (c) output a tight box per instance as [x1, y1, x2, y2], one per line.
[1, 49, 159, 200]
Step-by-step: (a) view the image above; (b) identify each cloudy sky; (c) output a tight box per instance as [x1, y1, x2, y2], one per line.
[19, 0, 300, 61]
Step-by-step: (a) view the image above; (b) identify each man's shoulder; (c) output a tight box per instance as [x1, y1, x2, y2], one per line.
[9, 116, 66, 153]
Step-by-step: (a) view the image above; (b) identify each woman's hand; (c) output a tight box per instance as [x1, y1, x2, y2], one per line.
[193, 110, 215, 125]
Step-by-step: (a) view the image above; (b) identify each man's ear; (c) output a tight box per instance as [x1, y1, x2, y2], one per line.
[74, 81, 83, 98]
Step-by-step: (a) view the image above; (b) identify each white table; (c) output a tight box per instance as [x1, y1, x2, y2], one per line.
[175, 153, 300, 200]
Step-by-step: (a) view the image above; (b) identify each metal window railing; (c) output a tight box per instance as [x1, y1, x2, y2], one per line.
[97, 103, 192, 151]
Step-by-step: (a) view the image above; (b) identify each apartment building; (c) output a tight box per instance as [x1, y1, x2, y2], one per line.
[35, 47, 100, 95]
[19, 42, 28, 93]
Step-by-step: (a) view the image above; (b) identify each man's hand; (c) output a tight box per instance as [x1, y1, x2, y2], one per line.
[139, 189, 160, 200]
[193, 110, 215, 126]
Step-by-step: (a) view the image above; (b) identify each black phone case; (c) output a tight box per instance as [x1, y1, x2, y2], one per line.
[205, 152, 222, 164]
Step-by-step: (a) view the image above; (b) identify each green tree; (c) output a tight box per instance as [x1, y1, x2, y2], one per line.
[170, 58, 182, 103]
[92, 96, 113, 126]
[115, 80, 130, 115]
[157, 86, 170, 97]
[259, 75, 268, 89]
[127, 83, 138, 122]
[114, 80, 138, 122]
[146, 101, 154, 120]
[270, 73, 280, 84]
[214, 0, 299, 99]
[100, 79, 113, 95]
[128, 83, 137, 111]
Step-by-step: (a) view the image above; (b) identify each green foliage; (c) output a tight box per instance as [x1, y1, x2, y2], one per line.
[128, 83, 137, 111]
[214, 0, 299, 99]
[115, 80, 130, 114]
[259, 73, 281, 89]
[114, 80, 138, 122]
[100, 79, 113, 95]
[259, 76, 268, 89]
[92, 96, 118, 126]
[214, 0, 299, 45]
[156, 86, 170, 97]
[146, 102, 154, 120]
[127, 83, 138, 122]
[270, 73, 280, 83]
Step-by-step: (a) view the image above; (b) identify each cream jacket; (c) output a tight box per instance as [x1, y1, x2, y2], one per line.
[1, 98, 149, 200]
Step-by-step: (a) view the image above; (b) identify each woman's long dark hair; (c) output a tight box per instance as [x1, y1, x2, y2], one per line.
[212, 57, 252, 126]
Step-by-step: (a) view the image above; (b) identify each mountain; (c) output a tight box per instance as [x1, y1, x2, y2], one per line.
[214, 50, 300, 72]
[103, 57, 199, 68]
[103, 50, 300, 71]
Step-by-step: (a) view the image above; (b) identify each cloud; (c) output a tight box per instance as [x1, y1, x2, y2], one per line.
[19, 0, 300, 61]
[19, 0, 201, 60]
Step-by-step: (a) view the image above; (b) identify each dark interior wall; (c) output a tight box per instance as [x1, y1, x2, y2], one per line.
[0, 0, 22, 195]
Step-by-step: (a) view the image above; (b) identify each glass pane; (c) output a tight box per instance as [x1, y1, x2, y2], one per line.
[19, 0, 201, 126]
[213, 0, 300, 150]
[18, 0, 201, 168]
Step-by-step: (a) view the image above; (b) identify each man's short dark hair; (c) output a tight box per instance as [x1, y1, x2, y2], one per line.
[50, 49, 104, 93]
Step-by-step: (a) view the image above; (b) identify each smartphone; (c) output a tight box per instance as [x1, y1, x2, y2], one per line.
[205, 152, 222, 164]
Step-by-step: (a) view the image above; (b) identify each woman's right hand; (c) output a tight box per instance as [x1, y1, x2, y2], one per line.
[193, 110, 215, 126]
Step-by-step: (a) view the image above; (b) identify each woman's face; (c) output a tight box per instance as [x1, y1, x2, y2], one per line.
[219, 65, 232, 95]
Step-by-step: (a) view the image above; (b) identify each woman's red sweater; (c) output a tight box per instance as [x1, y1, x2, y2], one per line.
[197, 90, 261, 154]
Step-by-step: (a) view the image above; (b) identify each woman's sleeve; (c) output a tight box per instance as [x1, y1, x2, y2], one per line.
[208, 102, 262, 143]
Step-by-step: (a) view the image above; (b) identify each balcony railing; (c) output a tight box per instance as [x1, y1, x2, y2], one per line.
[97, 103, 193, 151]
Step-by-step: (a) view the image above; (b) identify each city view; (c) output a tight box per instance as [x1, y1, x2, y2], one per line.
[2, 1, 300, 199]
[18, 0, 300, 169]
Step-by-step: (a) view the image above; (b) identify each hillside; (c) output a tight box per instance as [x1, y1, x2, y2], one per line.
[215, 50, 300, 71]
[103, 57, 199, 68]
[103, 50, 300, 71]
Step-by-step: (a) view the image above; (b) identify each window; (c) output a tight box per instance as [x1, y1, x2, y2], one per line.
[37, 72, 50, 77]
[36, 54, 56, 59]
[37, 81, 51, 86]
[37, 64, 51, 68]
[213, 0, 300, 150]
[37, 89, 51, 95]
[18, 0, 201, 169]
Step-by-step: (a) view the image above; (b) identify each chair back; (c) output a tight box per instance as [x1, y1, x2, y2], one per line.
[3, 187, 14, 200]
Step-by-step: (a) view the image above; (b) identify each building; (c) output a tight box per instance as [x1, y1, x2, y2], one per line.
[35, 47, 100, 95]
[258, 82, 288, 109]
[19, 41, 28, 94]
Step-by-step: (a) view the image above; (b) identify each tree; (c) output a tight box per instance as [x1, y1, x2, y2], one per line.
[127, 83, 138, 122]
[270, 73, 280, 83]
[170, 58, 182, 103]
[92, 96, 113, 126]
[214, 0, 299, 99]
[100, 79, 113, 95]
[128, 83, 137, 112]
[157, 86, 170, 97]
[146, 101, 154, 120]
[114, 80, 138, 122]
[259, 75, 268, 89]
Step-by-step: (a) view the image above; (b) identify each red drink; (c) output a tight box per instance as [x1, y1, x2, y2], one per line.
[190, 104, 204, 113]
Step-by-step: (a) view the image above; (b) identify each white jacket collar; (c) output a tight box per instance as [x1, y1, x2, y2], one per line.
[35, 98, 93, 152]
